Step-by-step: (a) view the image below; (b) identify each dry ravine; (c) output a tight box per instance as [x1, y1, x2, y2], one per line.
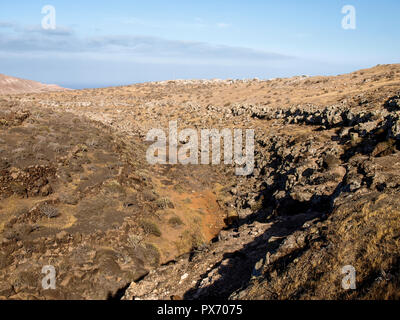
[1, 64, 400, 300]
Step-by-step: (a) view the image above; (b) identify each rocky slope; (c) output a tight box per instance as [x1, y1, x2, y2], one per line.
[1, 64, 400, 300]
[0, 74, 65, 95]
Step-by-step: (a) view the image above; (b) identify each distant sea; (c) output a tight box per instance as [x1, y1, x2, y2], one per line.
[59, 83, 140, 90]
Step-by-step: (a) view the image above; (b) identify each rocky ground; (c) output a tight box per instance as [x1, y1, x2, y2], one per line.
[1, 64, 400, 299]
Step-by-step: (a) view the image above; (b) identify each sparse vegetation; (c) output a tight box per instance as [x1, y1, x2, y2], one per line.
[40, 205, 59, 218]
[143, 243, 161, 267]
[168, 216, 184, 227]
[140, 220, 162, 237]
[156, 197, 174, 209]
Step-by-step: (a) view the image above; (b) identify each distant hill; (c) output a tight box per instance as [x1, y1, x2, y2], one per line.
[0, 74, 66, 94]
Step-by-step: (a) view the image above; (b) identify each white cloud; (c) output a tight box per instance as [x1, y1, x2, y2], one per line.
[0, 22, 293, 65]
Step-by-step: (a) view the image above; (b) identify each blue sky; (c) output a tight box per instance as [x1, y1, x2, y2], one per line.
[0, 0, 399, 88]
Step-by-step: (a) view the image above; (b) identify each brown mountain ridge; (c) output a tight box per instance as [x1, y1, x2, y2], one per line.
[0, 74, 65, 95]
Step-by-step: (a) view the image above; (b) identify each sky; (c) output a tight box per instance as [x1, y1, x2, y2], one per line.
[0, 0, 399, 89]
